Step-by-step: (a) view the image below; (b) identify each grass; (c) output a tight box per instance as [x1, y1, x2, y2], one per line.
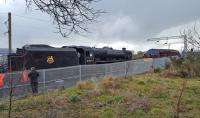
[0, 73, 200, 118]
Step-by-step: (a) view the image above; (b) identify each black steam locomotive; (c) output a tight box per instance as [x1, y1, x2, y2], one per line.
[5, 44, 132, 71]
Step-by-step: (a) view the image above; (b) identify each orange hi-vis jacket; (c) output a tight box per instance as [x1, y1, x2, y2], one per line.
[22, 70, 29, 82]
[0, 74, 5, 87]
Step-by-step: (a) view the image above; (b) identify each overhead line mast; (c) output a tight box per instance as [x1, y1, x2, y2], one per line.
[147, 35, 188, 52]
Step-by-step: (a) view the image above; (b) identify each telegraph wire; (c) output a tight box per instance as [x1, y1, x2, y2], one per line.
[12, 14, 51, 23]
[0, 12, 7, 14]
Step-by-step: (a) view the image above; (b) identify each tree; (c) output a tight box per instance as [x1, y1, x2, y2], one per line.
[25, 0, 102, 37]
[180, 24, 200, 50]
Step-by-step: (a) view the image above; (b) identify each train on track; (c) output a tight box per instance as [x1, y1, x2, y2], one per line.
[0, 44, 132, 72]
[0, 45, 181, 73]
[143, 49, 181, 58]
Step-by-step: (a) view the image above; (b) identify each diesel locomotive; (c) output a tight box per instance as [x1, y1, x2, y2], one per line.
[143, 49, 180, 58]
[3, 44, 132, 71]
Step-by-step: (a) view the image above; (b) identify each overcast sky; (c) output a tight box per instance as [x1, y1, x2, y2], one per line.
[0, 0, 200, 52]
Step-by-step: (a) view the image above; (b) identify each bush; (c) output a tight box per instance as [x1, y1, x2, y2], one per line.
[68, 95, 81, 103]
[154, 68, 162, 73]
[167, 53, 200, 77]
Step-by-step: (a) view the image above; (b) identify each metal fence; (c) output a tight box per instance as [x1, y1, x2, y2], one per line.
[0, 57, 170, 100]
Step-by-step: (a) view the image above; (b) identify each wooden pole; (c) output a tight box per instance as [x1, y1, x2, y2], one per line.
[8, 12, 12, 54]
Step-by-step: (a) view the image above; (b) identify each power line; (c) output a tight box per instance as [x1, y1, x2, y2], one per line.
[0, 12, 7, 14]
[12, 14, 50, 23]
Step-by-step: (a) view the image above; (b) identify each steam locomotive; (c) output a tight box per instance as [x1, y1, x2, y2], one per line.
[4, 44, 132, 71]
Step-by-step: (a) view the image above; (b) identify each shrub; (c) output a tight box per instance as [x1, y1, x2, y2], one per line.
[68, 95, 81, 103]
[167, 53, 200, 77]
[154, 67, 162, 73]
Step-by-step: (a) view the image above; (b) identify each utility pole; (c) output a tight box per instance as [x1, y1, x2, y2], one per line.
[8, 12, 12, 118]
[183, 35, 188, 52]
[8, 12, 12, 54]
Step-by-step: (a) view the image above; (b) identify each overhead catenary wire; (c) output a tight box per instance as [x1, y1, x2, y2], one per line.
[1, 13, 57, 34]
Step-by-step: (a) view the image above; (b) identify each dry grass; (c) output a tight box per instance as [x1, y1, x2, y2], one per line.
[1, 73, 200, 118]
[76, 80, 94, 90]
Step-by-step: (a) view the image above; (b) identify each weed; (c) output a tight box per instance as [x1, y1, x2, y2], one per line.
[151, 85, 169, 98]
[134, 109, 146, 117]
[137, 81, 146, 85]
[13, 106, 23, 112]
[76, 80, 94, 90]
[162, 98, 174, 105]
[97, 95, 125, 104]
[68, 95, 81, 103]
[150, 108, 168, 116]
[127, 98, 151, 113]
[146, 79, 156, 84]
[101, 77, 121, 89]
[154, 68, 162, 73]
[0, 103, 7, 111]
[102, 107, 114, 118]
[185, 89, 195, 97]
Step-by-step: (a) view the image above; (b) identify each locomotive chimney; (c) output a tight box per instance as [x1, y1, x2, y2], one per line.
[122, 48, 126, 51]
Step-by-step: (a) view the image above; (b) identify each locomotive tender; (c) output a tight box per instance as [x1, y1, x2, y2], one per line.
[6, 44, 132, 71]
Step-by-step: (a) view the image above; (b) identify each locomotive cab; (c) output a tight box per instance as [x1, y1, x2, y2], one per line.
[63, 46, 95, 65]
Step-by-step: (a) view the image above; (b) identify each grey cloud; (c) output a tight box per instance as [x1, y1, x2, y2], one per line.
[1, 0, 200, 51]
[97, 0, 200, 38]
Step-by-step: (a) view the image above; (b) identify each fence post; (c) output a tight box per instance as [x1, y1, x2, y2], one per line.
[79, 65, 82, 81]
[104, 64, 107, 77]
[151, 58, 154, 71]
[124, 61, 127, 77]
[43, 69, 46, 93]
